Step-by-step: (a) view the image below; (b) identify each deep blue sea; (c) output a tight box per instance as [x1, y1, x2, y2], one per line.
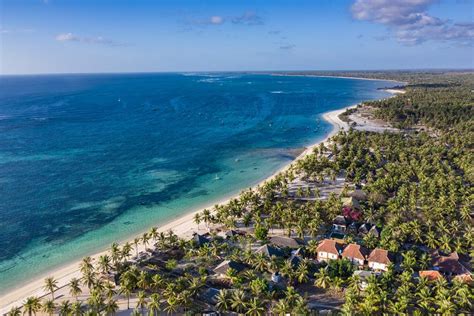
[0, 73, 393, 293]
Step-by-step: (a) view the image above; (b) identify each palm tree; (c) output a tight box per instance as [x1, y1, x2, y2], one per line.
[104, 282, 116, 300]
[43, 277, 58, 300]
[147, 293, 161, 316]
[314, 268, 331, 289]
[7, 306, 21, 316]
[82, 269, 96, 290]
[272, 299, 290, 315]
[58, 300, 72, 316]
[98, 254, 112, 274]
[87, 290, 105, 313]
[79, 256, 94, 275]
[193, 213, 201, 229]
[69, 277, 82, 301]
[330, 276, 344, 292]
[104, 299, 119, 316]
[133, 237, 141, 257]
[215, 289, 231, 312]
[122, 242, 133, 260]
[246, 297, 265, 315]
[41, 299, 56, 316]
[120, 283, 133, 310]
[70, 301, 83, 316]
[164, 297, 179, 314]
[137, 271, 150, 290]
[142, 232, 151, 249]
[151, 274, 164, 291]
[131, 309, 142, 316]
[110, 242, 122, 265]
[230, 289, 247, 313]
[295, 260, 309, 284]
[23, 296, 41, 316]
[149, 227, 159, 242]
[136, 291, 147, 314]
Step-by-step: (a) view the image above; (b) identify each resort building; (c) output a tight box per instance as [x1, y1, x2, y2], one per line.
[341, 243, 369, 266]
[367, 248, 392, 271]
[316, 239, 342, 262]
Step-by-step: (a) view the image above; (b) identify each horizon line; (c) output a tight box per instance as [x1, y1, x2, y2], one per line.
[1, 67, 474, 77]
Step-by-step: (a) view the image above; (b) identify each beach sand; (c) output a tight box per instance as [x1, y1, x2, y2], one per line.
[0, 90, 399, 312]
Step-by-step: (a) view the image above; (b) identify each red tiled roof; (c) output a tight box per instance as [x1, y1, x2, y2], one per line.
[316, 239, 341, 255]
[341, 243, 369, 260]
[419, 270, 443, 281]
[432, 251, 470, 275]
[454, 273, 473, 284]
[367, 248, 391, 265]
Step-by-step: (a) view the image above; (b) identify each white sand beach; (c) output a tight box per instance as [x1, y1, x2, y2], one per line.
[0, 89, 401, 313]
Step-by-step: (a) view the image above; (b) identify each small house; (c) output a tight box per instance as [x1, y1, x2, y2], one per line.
[269, 236, 305, 249]
[341, 243, 369, 266]
[255, 244, 284, 258]
[213, 260, 246, 276]
[316, 239, 342, 262]
[367, 248, 392, 271]
[332, 215, 350, 232]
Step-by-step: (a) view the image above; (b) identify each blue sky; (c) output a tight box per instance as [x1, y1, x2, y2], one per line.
[1, 0, 473, 74]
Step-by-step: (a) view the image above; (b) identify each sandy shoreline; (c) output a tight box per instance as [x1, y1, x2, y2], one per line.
[0, 87, 399, 312]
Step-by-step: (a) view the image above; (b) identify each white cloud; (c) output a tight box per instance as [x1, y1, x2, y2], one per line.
[55, 32, 127, 46]
[351, 0, 474, 45]
[56, 33, 78, 42]
[231, 11, 264, 25]
[210, 16, 224, 25]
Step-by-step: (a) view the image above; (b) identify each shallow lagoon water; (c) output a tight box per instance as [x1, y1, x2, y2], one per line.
[0, 73, 393, 292]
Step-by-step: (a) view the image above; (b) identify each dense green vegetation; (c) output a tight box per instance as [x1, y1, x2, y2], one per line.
[8, 71, 473, 315]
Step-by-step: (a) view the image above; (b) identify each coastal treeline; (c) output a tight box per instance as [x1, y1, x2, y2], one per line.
[8, 71, 473, 315]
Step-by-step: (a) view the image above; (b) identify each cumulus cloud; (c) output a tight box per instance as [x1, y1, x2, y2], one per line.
[231, 11, 264, 25]
[351, 0, 474, 45]
[55, 33, 127, 46]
